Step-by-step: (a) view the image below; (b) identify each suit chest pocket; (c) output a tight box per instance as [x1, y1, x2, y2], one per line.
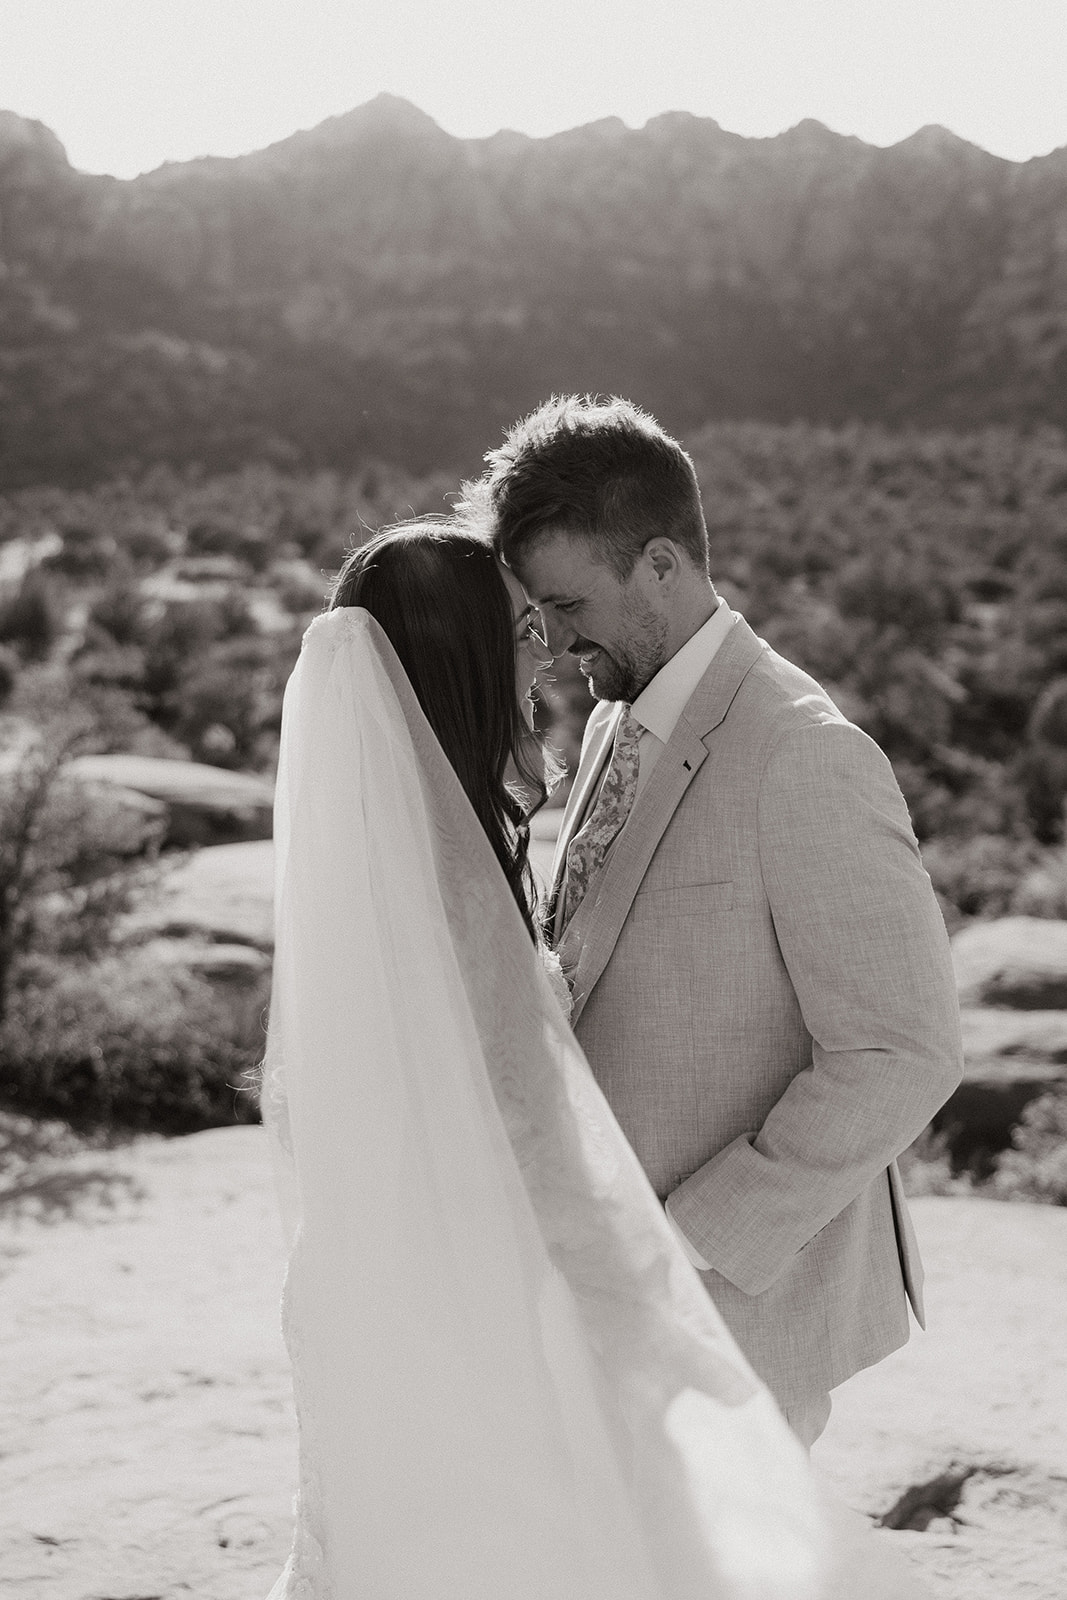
[631, 881, 734, 918]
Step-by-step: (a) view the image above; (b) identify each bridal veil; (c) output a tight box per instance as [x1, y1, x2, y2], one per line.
[263, 607, 880, 1600]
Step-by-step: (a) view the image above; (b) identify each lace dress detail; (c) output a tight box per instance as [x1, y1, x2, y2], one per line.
[265, 1244, 329, 1600]
[262, 1045, 327, 1599]
[539, 941, 573, 1020]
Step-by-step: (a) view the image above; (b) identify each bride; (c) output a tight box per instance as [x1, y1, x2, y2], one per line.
[262, 521, 912, 1600]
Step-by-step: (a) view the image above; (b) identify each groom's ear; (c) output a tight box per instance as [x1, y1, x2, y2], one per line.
[641, 538, 684, 590]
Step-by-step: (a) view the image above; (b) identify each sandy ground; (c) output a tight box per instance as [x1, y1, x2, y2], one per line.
[1, 1123, 1065, 1600]
[0, 1125, 294, 1600]
[813, 1199, 1067, 1599]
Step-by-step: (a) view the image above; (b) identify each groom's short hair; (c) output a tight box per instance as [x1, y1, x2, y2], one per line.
[476, 395, 709, 579]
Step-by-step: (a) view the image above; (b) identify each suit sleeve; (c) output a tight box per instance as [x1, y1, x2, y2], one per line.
[665, 718, 963, 1296]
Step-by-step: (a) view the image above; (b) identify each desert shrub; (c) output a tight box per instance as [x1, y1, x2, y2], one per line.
[5, 422, 1067, 862]
[898, 1125, 980, 1197]
[66, 660, 190, 758]
[1017, 741, 1067, 843]
[171, 633, 288, 768]
[81, 572, 148, 650]
[274, 562, 328, 616]
[991, 1091, 1067, 1205]
[78, 586, 280, 768]
[920, 833, 1043, 920]
[0, 951, 268, 1135]
[0, 570, 59, 662]
[0, 643, 18, 706]
[1011, 850, 1067, 918]
[40, 522, 118, 580]
[0, 703, 167, 1022]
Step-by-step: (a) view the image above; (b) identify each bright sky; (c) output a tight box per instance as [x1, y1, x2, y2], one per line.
[2, 0, 1065, 177]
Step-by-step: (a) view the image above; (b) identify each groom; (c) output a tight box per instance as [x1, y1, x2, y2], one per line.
[478, 395, 963, 1447]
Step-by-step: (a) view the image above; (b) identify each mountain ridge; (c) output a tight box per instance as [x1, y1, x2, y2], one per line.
[3, 96, 1037, 179]
[1, 96, 1065, 488]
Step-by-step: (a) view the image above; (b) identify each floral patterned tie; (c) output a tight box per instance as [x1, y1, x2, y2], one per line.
[562, 707, 642, 930]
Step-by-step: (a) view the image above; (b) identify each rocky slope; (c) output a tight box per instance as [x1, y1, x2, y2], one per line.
[1, 97, 1066, 487]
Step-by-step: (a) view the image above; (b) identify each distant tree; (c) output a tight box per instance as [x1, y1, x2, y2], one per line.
[0, 644, 18, 707]
[0, 570, 60, 662]
[172, 634, 288, 768]
[1029, 676, 1067, 748]
[4, 421, 1067, 879]
[40, 522, 118, 580]
[992, 1091, 1067, 1205]
[82, 570, 147, 650]
[0, 706, 163, 1030]
[1019, 677, 1067, 842]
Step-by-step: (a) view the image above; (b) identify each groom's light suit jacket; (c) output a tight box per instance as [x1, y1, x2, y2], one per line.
[552, 614, 963, 1412]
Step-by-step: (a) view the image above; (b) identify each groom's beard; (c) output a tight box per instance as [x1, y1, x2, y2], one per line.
[576, 595, 668, 703]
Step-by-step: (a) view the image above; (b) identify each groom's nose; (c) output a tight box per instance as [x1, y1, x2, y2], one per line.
[541, 612, 576, 657]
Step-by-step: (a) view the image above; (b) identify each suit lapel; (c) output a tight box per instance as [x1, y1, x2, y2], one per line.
[548, 703, 621, 942]
[564, 617, 766, 1026]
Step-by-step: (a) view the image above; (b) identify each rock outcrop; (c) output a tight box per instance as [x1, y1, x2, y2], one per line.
[69, 755, 274, 849]
[937, 919, 1067, 1165]
[952, 917, 1067, 1010]
[132, 839, 275, 950]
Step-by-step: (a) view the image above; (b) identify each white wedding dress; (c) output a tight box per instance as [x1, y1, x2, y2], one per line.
[262, 607, 917, 1600]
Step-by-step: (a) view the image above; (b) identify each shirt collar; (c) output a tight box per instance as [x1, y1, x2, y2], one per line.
[631, 603, 736, 746]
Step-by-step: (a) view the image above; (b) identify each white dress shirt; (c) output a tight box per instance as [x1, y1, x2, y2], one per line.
[629, 602, 736, 799]
[568, 602, 737, 856]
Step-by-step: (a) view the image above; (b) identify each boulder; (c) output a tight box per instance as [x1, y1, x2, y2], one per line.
[138, 936, 272, 990]
[128, 810, 555, 962]
[131, 840, 275, 950]
[73, 780, 168, 843]
[958, 1005, 1067, 1065]
[934, 1057, 1067, 1171]
[935, 948, 1067, 1168]
[68, 755, 274, 849]
[186, 944, 272, 987]
[933, 921, 1067, 1166]
[951, 917, 1067, 1009]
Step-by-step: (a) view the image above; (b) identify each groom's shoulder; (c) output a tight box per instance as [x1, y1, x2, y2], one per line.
[727, 638, 913, 825]
[717, 653, 898, 816]
[732, 627, 858, 743]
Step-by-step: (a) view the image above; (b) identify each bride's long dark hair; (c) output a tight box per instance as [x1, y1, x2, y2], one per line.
[330, 522, 552, 940]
